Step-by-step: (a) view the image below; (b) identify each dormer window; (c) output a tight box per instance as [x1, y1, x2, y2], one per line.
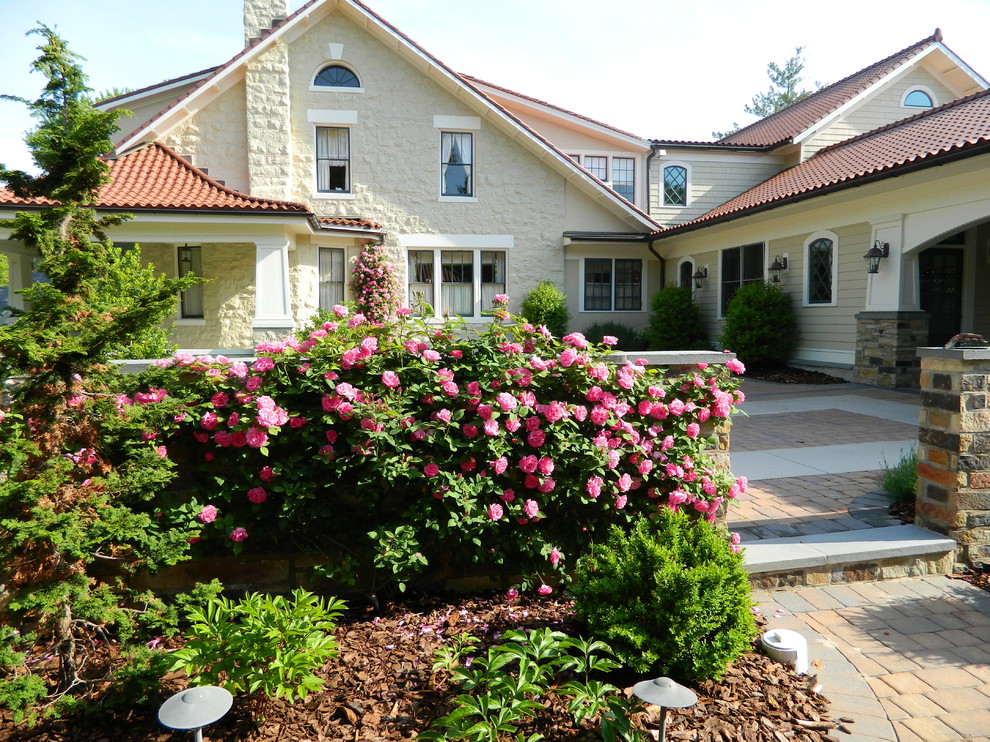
[902, 88, 935, 109]
[314, 64, 360, 88]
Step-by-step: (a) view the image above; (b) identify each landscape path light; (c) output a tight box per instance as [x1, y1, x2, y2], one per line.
[158, 685, 233, 741]
[632, 675, 697, 742]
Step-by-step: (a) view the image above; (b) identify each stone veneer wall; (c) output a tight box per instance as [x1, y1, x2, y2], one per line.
[916, 348, 990, 566]
[854, 311, 930, 388]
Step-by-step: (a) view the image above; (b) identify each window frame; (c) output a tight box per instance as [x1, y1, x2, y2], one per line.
[803, 231, 839, 307]
[719, 242, 765, 317]
[311, 63, 362, 91]
[407, 248, 506, 319]
[901, 86, 936, 109]
[440, 130, 475, 199]
[678, 258, 696, 291]
[315, 125, 351, 194]
[611, 157, 635, 202]
[662, 163, 689, 207]
[318, 247, 347, 311]
[580, 257, 644, 313]
[177, 245, 205, 321]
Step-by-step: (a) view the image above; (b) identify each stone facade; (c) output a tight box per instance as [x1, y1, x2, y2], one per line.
[853, 311, 930, 388]
[916, 348, 990, 566]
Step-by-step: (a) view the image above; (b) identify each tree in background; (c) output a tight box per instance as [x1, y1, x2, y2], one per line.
[0, 26, 199, 702]
[712, 47, 820, 140]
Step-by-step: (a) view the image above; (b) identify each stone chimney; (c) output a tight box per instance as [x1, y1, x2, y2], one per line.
[244, 0, 290, 45]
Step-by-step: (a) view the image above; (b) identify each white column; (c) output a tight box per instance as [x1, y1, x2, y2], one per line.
[6, 253, 35, 312]
[252, 239, 293, 328]
[864, 218, 905, 311]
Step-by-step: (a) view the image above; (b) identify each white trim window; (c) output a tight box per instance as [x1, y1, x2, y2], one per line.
[178, 245, 204, 319]
[408, 249, 505, 318]
[313, 63, 361, 89]
[316, 126, 350, 193]
[571, 154, 636, 202]
[318, 247, 346, 310]
[720, 242, 764, 315]
[805, 231, 838, 306]
[582, 258, 643, 312]
[662, 164, 688, 206]
[440, 131, 473, 197]
[901, 86, 936, 109]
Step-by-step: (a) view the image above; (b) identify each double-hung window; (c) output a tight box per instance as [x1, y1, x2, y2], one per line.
[583, 258, 643, 311]
[720, 243, 765, 315]
[318, 247, 346, 310]
[611, 157, 635, 202]
[408, 249, 505, 318]
[441, 132, 473, 197]
[178, 245, 204, 319]
[316, 126, 350, 193]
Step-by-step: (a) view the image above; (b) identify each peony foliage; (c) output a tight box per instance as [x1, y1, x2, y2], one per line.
[131, 297, 746, 596]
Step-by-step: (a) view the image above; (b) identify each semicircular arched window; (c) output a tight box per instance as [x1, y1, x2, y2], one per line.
[314, 65, 360, 88]
[903, 89, 934, 108]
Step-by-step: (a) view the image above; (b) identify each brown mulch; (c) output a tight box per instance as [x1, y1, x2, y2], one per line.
[2, 595, 837, 742]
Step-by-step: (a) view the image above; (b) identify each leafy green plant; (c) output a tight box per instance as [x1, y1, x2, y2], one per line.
[0, 628, 47, 724]
[719, 281, 797, 368]
[583, 321, 646, 351]
[423, 628, 642, 742]
[521, 280, 569, 338]
[644, 286, 708, 350]
[169, 588, 346, 703]
[882, 450, 918, 503]
[571, 508, 756, 682]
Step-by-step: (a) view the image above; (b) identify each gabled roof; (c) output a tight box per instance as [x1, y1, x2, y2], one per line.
[717, 30, 969, 148]
[112, 0, 658, 232]
[655, 88, 990, 237]
[1, 143, 309, 213]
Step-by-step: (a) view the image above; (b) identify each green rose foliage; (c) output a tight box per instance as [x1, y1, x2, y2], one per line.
[571, 508, 757, 682]
[133, 305, 746, 597]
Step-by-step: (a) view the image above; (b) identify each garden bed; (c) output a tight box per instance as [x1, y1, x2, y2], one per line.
[4, 593, 836, 742]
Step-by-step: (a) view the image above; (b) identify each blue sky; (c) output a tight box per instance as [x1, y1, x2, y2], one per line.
[3, 0, 990, 172]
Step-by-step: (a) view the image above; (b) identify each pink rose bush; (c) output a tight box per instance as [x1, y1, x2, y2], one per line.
[135, 298, 744, 592]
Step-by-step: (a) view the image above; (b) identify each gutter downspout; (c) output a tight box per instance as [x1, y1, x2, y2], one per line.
[646, 143, 666, 286]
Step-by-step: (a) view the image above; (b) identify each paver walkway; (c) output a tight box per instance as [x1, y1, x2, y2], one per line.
[728, 381, 919, 541]
[734, 380, 990, 740]
[753, 576, 990, 742]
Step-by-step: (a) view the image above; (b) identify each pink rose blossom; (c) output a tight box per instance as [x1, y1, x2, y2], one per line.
[260, 466, 277, 482]
[500, 488, 516, 502]
[247, 487, 267, 504]
[424, 463, 440, 478]
[686, 423, 701, 438]
[615, 494, 628, 509]
[382, 370, 400, 388]
[505, 588, 520, 601]
[602, 335, 618, 346]
[246, 427, 268, 448]
[229, 527, 249, 542]
[549, 547, 563, 565]
[487, 503, 504, 521]
[524, 499, 540, 518]
[537, 584, 553, 595]
[198, 505, 218, 523]
[726, 358, 746, 374]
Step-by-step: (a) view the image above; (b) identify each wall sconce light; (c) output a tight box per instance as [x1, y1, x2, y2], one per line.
[692, 266, 708, 289]
[864, 240, 889, 274]
[768, 255, 788, 283]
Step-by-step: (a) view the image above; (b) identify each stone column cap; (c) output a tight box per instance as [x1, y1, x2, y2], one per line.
[918, 347, 990, 361]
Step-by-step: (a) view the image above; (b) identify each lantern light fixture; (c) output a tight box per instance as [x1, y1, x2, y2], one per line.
[864, 240, 890, 274]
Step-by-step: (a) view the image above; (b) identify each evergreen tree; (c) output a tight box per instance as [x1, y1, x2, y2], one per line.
[712, 47, 820, 139]
[0, 26, 199, 700]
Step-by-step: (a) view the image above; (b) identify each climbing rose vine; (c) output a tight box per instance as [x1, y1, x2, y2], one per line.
[131, 297, 746, 594]
[347, 241, 401, 324]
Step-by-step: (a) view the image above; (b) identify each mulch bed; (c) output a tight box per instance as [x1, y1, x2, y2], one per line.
[744, 366, 847, 385]
[3, 594, 839, 742]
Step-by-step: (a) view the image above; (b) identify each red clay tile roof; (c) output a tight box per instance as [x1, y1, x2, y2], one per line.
[656, 88, 990, 236]
[717, 31, 943, 147]
[318, 216, 382, 230]
[0, 143, 310, 213]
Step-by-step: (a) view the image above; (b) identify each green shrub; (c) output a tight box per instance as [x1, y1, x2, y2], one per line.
[570, 508, 756, 682]
[644, 286, 708, 350]
[719, 281, 797, 368]
[882, 450, 918, 503]
[521, 280, 569, 337]
[583, 321, 646, 351]
[170, 588, 346, 703]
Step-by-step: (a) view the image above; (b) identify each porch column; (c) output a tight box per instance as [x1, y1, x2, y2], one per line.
[252, 238, 294, 343]
[916, 347, 990, 567]
[5, 253, 35, 312]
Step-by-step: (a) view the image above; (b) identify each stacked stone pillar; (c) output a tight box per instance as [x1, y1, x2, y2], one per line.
[916, 348, 990, 566]
[854, 311, 929, 388]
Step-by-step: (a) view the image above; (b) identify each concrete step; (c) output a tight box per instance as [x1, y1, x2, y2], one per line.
[743, 524, 956, 589]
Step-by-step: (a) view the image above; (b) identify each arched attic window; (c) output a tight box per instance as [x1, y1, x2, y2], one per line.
[314, 64, 360, 88]
[902, 88, 935, 109]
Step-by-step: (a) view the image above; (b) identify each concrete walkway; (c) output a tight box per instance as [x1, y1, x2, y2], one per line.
[730, 380, 990, 740]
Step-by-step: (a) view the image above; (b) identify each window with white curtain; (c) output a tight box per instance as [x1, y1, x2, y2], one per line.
[316, 127, 350, 192]
[178, 245, 204, 319]
[407, 249, 505, 318]
[318, 247, 346, 310]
